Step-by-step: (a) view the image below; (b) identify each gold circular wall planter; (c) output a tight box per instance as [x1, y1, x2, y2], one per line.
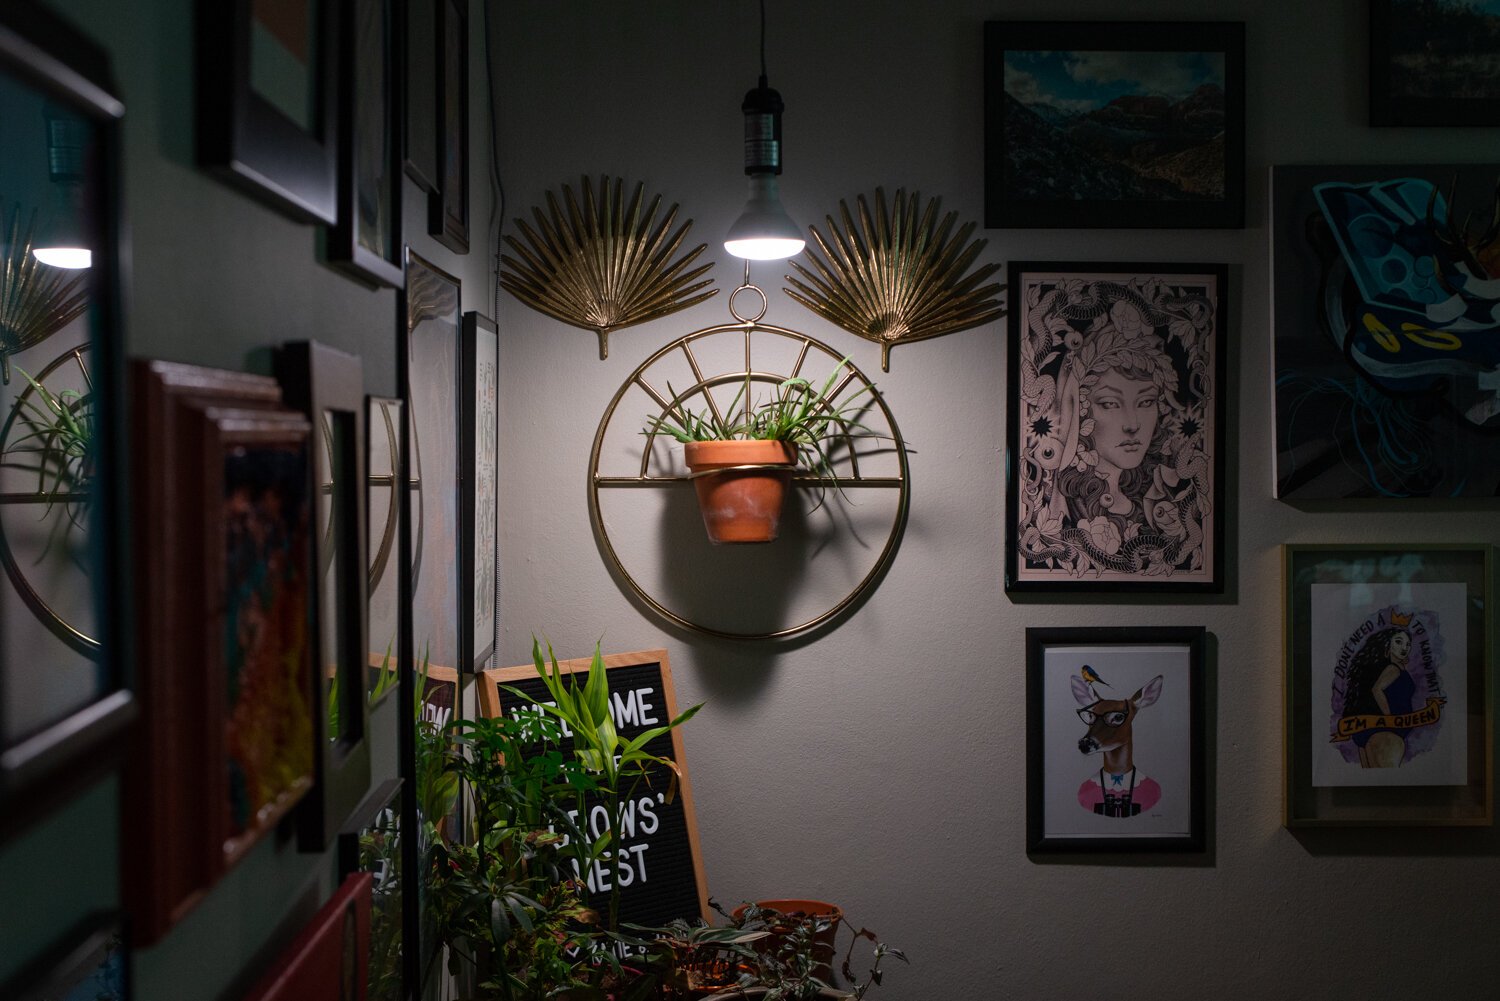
[588, 301, 910, 641]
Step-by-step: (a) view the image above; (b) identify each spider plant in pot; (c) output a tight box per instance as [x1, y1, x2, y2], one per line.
[642, 358, 883, 544]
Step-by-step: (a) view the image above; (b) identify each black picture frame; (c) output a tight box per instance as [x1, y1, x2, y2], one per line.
[198, 0, 339, 224]
[983, 20, 1245, 229]
[0, 3, 133, 844]
[330, 0, 404, 287]
[0, 911, 128, 1000]
[1005, 262, 1227, 594]
[275, 341, 373, 851]
[1370, 0, 1500, 126]
[460, 311, 496, 673]
[402, 0, 439, 193]
[339, 778, 410, 1001]
[1026, 627, 1206, 854]
[1283, 544, 1492, 827]
[367, 395, 406, 706]
[428, 0, 469, 253]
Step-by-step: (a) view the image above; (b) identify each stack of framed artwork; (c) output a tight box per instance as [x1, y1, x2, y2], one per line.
[196, 0, 470, 276]
[987, 10, 1495, 848]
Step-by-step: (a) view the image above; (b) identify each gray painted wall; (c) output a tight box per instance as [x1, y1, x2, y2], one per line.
[0, 0, 495, 997]
[491, 1, 1500, 999]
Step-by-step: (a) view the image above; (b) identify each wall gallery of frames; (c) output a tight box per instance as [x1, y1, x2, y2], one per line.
[1, 1, 1499, 1000]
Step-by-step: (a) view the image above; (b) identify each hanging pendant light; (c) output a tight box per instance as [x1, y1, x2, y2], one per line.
[724, 0, 804, 261]
[32, 104, 92, 270]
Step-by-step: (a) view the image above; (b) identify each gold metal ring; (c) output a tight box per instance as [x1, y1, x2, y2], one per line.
[588, 315, 910, 641]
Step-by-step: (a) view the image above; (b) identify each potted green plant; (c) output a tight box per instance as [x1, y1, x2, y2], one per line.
[642, 358, 882, 544]
[614, 901, 904, 1001]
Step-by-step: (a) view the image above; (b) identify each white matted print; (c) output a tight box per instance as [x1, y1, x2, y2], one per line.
[1310, 581, 1468, 787]
[1027, 627, 1205, 852]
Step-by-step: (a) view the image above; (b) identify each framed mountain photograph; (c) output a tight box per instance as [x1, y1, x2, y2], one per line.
[984, 21, 1246, 229]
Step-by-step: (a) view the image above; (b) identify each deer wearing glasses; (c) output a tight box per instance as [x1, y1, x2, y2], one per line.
[1071, 672, 1164, 818]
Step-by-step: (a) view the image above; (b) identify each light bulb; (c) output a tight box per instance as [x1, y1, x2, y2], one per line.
[33, 247, 92, 269]
[724, 175, 804, 261]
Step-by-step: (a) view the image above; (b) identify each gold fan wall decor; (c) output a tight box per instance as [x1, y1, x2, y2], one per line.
[499, 175, 718, 359]
[785, 188, 1006, 371]
[0, 204, 88, 384]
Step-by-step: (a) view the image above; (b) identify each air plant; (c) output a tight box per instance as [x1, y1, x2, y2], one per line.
[8, 366, 94, 541]
[642, 356, 889, 505]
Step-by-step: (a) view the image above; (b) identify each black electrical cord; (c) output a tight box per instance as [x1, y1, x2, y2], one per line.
[759, 0, 767, 81]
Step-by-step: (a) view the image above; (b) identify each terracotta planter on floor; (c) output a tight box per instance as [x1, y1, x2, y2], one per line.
[684, 440, 797, 544]
[731, 898, 843, 982]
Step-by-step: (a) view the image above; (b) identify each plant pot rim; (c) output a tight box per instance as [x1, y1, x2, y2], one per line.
[684, 438, 797, 469]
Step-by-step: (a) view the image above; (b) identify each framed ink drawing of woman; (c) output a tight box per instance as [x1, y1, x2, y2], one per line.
[1006, 263, 1227, 593]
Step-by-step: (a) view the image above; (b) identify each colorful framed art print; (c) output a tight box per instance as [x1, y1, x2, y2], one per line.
[1271, 164, 1500, 499]
[1283, 544, 1492, 826]
[1006, 262, 1226, 593]
[1026, 627, 1206, 853]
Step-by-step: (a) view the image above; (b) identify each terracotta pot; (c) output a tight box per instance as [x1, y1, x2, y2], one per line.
[730, 898, 843, 982]
[684, 440, 796, 544]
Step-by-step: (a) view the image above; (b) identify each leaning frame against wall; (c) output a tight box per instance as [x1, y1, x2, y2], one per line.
[0, 4, 132, 841]
[125, 361, 317, 944]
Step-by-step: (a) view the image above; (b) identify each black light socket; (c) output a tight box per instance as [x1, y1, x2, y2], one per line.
[741, 74, 784, 175]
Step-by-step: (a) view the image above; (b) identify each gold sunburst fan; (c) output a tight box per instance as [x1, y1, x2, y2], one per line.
[0, 204, 88, 384]
[785, 187, 1006, 371]
[499, 175, 718, 359]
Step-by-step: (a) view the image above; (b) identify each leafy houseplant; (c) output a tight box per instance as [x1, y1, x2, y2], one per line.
[614, 901, 905, 1001]
[642, 358, 882, 544]
[509, 638, 702, 937]
[429, 638, 702, 1001]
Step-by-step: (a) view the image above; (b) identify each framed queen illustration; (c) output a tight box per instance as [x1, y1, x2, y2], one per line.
[1006, 262, 1227, 593]
[1284, 544, 1492, 826]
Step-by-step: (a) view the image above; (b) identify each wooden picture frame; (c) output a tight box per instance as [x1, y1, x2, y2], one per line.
[477, 648, 711, 927]
[1026, 627, 1206, 853]
[460, 312, 496, 672]
[339, 779, 409, 1001]
[983, 20, 1245, 229]
[1005, 262, 1227, 593]
[428, 0, 468, 253]
[330, 0, 403, 287]
[197, 0, 339, 224]
[1283, 544, 1492, 827]
[125, 361, 314, 944]
[1369, 0, 1500, 126]
[367, 396, 406, 706]
[0, 2, 132, 843]
[241, 872, 373, 1001]
[1270, 163, 1500, 499]
[0, 911, 127, 1000]
[275, 341, 372, 852]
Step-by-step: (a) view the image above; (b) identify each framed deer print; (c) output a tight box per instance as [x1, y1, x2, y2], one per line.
[1026, 627, 1206, 853]
[1006, 262, 1227, 593]
[1283, 545, 1492, 827]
